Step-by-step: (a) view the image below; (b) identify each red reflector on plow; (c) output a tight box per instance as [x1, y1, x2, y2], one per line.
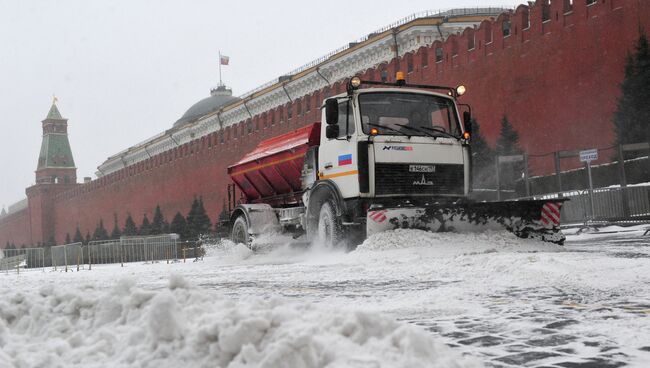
[369, 210, 387, 223]
[541, 202, 562, 228]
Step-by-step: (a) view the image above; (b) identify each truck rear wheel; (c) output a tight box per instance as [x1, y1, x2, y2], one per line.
[318, 201, 344, 248]
[231, 215, 250, 246]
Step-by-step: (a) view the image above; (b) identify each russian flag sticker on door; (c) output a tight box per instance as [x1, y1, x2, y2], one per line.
[338, 154, 352, 166]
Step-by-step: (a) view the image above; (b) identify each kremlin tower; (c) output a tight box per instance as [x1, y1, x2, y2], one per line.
[35, 99, 77, 184]
[25, 100, 79, 245]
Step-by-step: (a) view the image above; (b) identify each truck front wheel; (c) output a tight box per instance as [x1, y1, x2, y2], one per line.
[318, 201, 344, 248]
[231, 215, 250, 246]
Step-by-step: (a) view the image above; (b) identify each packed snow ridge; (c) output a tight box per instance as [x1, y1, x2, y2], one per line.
[0, 275, 481, 368]
[356, 228, 561, 253]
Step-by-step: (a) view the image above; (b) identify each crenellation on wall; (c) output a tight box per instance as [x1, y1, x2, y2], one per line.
[547, 0, 562, 27]
[527, 1, 542, 35]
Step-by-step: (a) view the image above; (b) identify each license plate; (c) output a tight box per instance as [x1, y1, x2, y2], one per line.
[409, 165, 435, 173]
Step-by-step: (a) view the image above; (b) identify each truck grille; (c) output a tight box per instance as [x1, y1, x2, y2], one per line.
[374, 163, 464, 196]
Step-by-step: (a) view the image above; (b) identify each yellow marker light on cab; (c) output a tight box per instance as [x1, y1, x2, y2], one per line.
[370, 128, 379, 136]
[395, 71, 405, 82]
[350, 76, 362, 88]
[463, 131, 471, 140]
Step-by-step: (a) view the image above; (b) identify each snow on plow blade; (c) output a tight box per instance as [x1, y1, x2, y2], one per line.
[367, 200, 567, 244]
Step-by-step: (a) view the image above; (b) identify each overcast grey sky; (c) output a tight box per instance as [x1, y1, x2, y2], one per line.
[0, 0, 525, 207]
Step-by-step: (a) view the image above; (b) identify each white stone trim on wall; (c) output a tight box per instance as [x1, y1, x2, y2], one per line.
[96, 17, 497, 177]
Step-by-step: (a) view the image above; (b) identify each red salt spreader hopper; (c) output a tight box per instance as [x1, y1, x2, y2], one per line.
[227, 123, 320, 207]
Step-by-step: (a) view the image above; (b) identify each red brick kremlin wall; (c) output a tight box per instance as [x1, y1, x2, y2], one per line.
[0, 209, 30, 247]
[1, 0, 648, 246]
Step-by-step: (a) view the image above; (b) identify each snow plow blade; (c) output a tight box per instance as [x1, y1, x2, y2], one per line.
[367, 199, 567, 244]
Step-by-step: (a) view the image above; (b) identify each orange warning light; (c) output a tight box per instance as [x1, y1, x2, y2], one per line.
[370, 128, 379, 136]
[463, 131, 471, 140]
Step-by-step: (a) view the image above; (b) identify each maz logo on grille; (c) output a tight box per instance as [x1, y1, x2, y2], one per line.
[382, 146, 413, 151]
[413, 174, 434, 186]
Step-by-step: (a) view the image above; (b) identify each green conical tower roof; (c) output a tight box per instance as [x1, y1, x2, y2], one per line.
[37, 101, 76, 171]
[46, 102, 63, 120]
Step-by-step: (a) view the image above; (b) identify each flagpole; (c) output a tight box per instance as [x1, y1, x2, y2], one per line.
[218, 51, 222, 86]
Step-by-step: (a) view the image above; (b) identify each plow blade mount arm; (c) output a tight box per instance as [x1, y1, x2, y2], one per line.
[367, 199, 567, 244]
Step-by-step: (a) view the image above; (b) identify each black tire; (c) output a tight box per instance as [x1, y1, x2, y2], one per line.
[317, 201, 345, 248]
[231, 214, 250, 246]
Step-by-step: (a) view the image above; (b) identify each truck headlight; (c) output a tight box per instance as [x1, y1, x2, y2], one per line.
[350, 77, 362, 88]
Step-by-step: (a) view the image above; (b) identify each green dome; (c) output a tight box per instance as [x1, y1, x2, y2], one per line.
[174, 86, 240, 127]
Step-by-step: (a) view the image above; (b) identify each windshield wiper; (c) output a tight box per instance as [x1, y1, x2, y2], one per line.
[419, 126, 460, 141]
[365, 122, 410, 137]
[394, 123, 440, 140]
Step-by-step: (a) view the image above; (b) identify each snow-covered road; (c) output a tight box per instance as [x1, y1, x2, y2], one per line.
[1, 228, 649, 367]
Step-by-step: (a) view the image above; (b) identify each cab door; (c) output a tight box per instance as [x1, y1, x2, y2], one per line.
[318, 99, 359, 198]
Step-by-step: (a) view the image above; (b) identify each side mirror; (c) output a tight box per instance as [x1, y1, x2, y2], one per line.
[326, 125, 339, 139]
[325, 98, 339, 125]
[463, 111, 472, 134]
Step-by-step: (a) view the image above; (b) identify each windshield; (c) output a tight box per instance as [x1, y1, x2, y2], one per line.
[359, 92, 461, 138]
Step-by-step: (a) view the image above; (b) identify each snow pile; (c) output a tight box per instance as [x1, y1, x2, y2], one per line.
[0, 276, 481, 368]
[356, 229, 560, 254]
[204, 239, 254, 261]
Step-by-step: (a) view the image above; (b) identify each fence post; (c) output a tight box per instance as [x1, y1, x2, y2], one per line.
[618, 144, 630, 219]
[585, 162, 596, 221]
[495, 157, 501, 201]
[88, 245, 92, 271]
[523, 153, 530, 198]
[64, 244, 68, 273]
[580, 191, 588, 226]
[647, 141, 650, 178]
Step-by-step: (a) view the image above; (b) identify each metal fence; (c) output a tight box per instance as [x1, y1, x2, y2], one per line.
[119, 234, 178, 264]
[1, 248, 45, 273]
[87, 239, 121, 266]
[2, 234, 181, 274]
[51, 242, 84, 272]
[538, 185, 650, 225]
[86, 234, 178, 267]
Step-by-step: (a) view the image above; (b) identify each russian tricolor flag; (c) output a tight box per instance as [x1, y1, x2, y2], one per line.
[338, 154, 352, 166]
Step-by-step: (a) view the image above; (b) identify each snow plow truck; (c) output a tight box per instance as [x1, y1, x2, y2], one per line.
[226, 73, 566, 248]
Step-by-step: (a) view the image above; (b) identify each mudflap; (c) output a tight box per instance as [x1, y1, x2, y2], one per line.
[366, 199, 567, 245]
